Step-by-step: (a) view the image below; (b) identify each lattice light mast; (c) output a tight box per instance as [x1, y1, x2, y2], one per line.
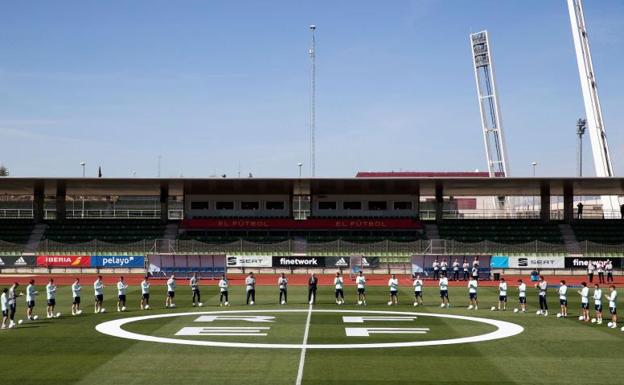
[309, 24, 317, 177]
[470, 31, 510, 179]
[567, 0, 620, 216]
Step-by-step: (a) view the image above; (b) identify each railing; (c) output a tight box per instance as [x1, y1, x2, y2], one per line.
[0, 209, 34, 219]
[65, 209, 161, 219]
[0, 237, 621, 256]
[168, 209, 184, 220]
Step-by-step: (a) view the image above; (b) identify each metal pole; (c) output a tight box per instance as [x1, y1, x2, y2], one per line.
[576, 118, 586, 177]
[309, 25, 316, 177]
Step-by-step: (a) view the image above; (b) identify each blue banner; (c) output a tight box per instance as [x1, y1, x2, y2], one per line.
[490, 255, 509, 269]
[91, 256, 145, 268]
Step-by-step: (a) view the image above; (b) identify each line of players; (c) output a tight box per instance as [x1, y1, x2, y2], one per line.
[411, 272, 618, 330]
[1, 271, 619, 330]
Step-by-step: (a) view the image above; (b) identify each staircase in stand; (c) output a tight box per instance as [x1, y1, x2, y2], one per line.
[26, 223, 47, 252]
[559, 223, 581, 255]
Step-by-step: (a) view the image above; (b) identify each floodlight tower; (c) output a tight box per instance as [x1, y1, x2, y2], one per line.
[471, 31, 509, 210]
[471, 31, 509, 179]
[567, 0, 620, 216]
[309, 24, 317, 177]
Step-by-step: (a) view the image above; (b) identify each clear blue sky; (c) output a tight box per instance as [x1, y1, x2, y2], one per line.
[0, 0, 623, 178]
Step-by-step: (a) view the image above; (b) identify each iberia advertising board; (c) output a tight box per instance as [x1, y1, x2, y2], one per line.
[37, 255, 91, 267]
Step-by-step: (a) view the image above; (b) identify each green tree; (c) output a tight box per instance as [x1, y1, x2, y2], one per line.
[0, 165, 9, 176]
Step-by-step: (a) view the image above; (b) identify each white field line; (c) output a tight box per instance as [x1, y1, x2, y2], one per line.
[295, 304, 313, 385]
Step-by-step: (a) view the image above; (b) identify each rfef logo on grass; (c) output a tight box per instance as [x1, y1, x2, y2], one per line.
[96, 309, 524, 350]
[91, 256, 144, 268]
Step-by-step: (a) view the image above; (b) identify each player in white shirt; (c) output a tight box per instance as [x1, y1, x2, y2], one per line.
[496, 278, 508, 311]
[471, 266, 479, 281]
[166, 274, 177, 308]
[7, 282, 22, 328]
[432, 259, 440, 280]
[605, 285, 617, 328]
[46, 278, 57, 318]
[140, 276, 150, 310]
[439, 274, 450, 308]
[535, 276, 548, 316]
[606, 260, 614, 283]
[26, 279, 38, 320]
[245, 272, 256, 305]
[190, 273, 201, 307]
[467, 277, 478, 310]
[116, 276, 128, 312]
[440, 260, 448, 277]
[71, 278, 82, 316]
[278, 273, 288, 305]
[517, 279, 527, 313]
[462, 260, 470, 281]
[413, 274, 423, 306]
[593, 284, 603, 324]
[218, 274, 230, 306]
[93, 275, 104, 314]
[388, 274, 399, 305]
[577, 281, 590, 322]
[452, 258, 460, 281]
[587, 262, 595, 283]
[558, 280, 568, 318]
[597, 261, 605, 284]
[1, 288, 9, 329]
[334, 272, 345, 305]
[356, 271, 367, 306]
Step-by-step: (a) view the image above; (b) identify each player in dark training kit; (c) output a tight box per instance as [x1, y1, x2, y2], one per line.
[308, 273, 318, 304]
[190, 273, 201, 307]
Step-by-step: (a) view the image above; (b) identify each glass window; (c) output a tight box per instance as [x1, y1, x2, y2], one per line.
[216, 201, 234, 210]
[190, 201, 209, 210]
[241, 201, 259, 210]
[318, 201, 337, 210]
[266, 201, 285, 210]
[343, 201, 362, 210]
[393, 201, 413, 210]
[368, 201, 387, 210]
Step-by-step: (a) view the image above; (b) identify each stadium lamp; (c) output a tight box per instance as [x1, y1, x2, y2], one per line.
[80, 162, 86, 178]
[298, 162, 303, 178]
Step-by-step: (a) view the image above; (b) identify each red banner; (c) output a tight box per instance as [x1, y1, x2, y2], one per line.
[36, 255, 91, 267]
[181, 218, 422, 230]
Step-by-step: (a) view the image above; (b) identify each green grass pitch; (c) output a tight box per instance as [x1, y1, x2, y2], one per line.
[1, 284, 622, 385]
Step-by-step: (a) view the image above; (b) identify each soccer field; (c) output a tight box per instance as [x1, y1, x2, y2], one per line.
[1, 284, 622, 385]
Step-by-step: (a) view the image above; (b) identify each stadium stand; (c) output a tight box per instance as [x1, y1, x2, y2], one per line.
[436, 220, 564, 244]
[571, 220, 624, 244]
[0, 219, 34, 244]
[43, 219, 166, 243]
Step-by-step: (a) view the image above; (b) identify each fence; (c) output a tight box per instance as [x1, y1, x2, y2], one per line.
[1, 238, 622, 256]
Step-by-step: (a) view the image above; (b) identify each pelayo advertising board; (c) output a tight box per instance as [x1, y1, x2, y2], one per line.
[91, 256, 145, 268]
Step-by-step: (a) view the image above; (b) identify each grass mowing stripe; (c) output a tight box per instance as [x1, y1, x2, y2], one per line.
[73, 290, 222, 385]
[295, 303, 313, 385]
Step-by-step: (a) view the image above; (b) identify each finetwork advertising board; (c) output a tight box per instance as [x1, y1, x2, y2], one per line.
[272, 256, 353, 268]
[565, 257, 622, 269]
